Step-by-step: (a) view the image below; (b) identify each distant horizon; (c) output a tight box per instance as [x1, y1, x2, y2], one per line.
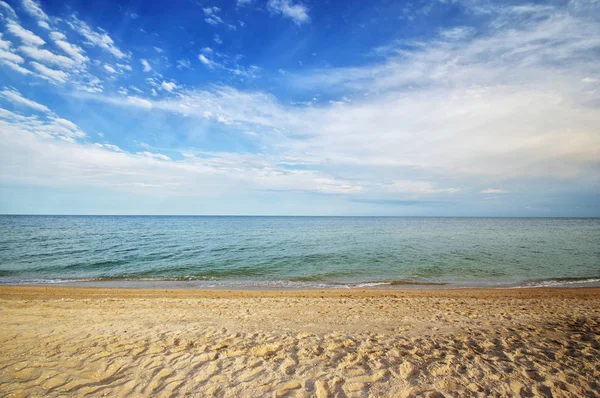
[2, 213, 599, 219]
[1, 0, 599, 216]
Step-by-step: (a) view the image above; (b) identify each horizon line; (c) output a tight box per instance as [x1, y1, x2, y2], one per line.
[1, 214, 599, 219]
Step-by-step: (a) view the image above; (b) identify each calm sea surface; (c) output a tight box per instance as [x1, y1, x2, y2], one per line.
[0, 216, 599, 288]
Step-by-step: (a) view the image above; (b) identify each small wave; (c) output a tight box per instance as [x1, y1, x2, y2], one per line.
[354, 280, 449, 288]
[514, 277, 600, 288]
[354, 282, 391, 288]
[0, 278, 96, 285]
[388, 280, 449, 286]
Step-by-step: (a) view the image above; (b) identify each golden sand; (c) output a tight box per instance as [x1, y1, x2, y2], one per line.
[1, 286, 599, 397]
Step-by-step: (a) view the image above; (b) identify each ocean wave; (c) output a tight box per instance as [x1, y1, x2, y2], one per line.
[1, 275, 599, 290]
[513, 277, 600, 288]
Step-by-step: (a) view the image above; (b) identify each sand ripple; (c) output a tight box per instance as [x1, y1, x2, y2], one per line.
[1, 288, 599, 397]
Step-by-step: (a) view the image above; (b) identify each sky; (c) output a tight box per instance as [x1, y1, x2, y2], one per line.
[0, 0, 599, 216]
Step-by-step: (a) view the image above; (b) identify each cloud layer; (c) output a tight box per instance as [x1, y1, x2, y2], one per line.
[0, 0, 599, 215]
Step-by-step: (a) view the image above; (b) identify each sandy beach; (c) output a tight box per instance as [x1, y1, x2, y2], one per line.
[1, 286, 599, 397]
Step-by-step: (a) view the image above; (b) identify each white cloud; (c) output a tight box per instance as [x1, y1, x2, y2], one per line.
[267, 0, 310, 25]
[0, 34, 11, 51]
[78, 76, 103, 93]
[203, 7, 220, 15]
[30, 61, 68, 83]
[95, 143, 123, 152]
[103, 64, 116, 73]
[68, 15, 127, 59]
[439, 26, 476, 41]
[506, 4, 556, 15]
[198, 54, 215, 68]
[7, 2, 598, 205]
[6, 22, 45, 46]
[205, 16, 223, 26]
[1, 59, 31, 74]
[203, 7, 224, 26]
[85, 34, 600, 192]
[237, 0, 253, 6]
[19, 45, 79, 69]
[126, 96, 152, 109]
[49, 32, 66, 41]
[213, 34, 222, 44]
[0, 33, 31, 75]
[141, 58, 151, 72]
[480, 189, 509, 194]
[160, 81, 178, 92]
[137, 151, 171, 161]
[176, 59, 191, 69]
[50, 117, 83, 135]
[1, 107, 364, 195]
[196, 53, 258, 78]
[0, 108, 84, 145]
[117, 63, 132, 71]
[0, 1, 18, 19]
[153, 46, 163, 53]
[0, 49, 25, 64]
[52, 36, 88, 63]
[0, 88, 50, 112]
[20, 0, 49, 24]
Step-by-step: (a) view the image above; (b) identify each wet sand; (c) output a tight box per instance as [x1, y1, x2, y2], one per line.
[1, 286, 599, 397]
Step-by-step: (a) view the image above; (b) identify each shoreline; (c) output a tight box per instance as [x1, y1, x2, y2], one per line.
[2, 284, 600, 299]
[1, 275, 600, 292]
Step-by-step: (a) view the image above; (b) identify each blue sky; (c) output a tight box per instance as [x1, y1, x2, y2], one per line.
[0, 0, 599, 216]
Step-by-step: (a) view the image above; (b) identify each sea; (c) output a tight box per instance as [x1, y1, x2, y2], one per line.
[0, 215, 599, 289]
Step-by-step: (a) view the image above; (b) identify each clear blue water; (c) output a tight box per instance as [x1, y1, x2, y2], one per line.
[0, 216, 599, 288]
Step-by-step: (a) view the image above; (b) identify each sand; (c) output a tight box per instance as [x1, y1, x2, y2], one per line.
[1, 286, 599, 397]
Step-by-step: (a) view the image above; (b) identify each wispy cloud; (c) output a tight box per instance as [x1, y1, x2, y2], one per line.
[176, 59, 191, 69]
[6, 21, 45, 46]
[30, 61, 68, 83]
[160, 81, 178, 92]
[203, 7, 224, 26]
[103, 64, 116, 73]
[0, 104, 361, 196]
[439, 26, 476, 41]
[0, 59, 31, 74]
[481, 189, 509, 194]
[20, 0, 50, 29]
[50, 32, 88, 64]
[198, 53, 215, 69]
[0, 88, 50, 112]
[0, 0, 598, 215]
[141, 59, 151, 72]
[198, 50, 259, 78]
[0, 33, 25, 64]
[0, 1, 18, 20]
[267, 0, 310, 25]
[19, 45, 79, 69]
[68, 15, 127, 59]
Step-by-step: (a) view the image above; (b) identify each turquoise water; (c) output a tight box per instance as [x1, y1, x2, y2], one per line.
[0, 216, 599, 288]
